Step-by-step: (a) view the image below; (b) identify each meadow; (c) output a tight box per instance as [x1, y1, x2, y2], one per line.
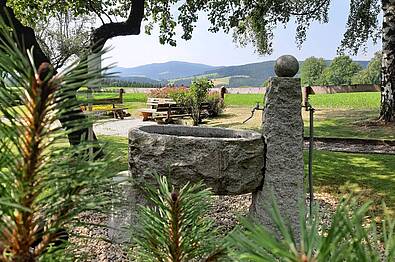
[86, 91, 381, 109]
[221, 92, 394, 140]
[224, 92, 380, 109]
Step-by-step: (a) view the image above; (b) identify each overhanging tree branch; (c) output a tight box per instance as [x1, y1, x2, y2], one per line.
[289, 0, 331, 16]
[0, 0, 49, 67]
[91, 0, 145, 51]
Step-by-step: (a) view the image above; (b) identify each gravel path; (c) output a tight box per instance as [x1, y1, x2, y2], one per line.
[71, 193, 338, 261]
[93, 118, 156, 137]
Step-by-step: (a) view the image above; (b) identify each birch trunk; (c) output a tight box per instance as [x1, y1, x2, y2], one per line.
[380, 0, 395, 121]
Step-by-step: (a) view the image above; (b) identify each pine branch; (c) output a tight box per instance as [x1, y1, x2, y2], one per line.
[134, 175, 226, 261]
[0, 16, 117, 260]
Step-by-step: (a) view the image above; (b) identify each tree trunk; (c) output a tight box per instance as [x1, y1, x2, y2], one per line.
[380, 0, 395, 122]
[1, 0, 144, 147]
[0, 1, 103, 154]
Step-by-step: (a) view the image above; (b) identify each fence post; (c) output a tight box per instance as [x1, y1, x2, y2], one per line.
[87, 53, 101, 159]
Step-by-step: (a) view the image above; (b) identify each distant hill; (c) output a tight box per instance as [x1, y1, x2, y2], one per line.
[109, 60, 370, 87]
[171, 60, 370, 87]
[203, 61, 276, 87]
[110, 61, 221, 81]
[115, 76, 165, 85]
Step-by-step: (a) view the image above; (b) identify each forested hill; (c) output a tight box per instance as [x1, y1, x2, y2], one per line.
[110, 60, 369, 87]
[111, 61, 220, 81]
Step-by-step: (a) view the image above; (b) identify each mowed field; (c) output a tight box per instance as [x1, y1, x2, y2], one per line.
[220, 92, 394, 140]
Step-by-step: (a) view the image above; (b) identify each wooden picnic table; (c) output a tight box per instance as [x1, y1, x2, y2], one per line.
[139, 98, 189, 122]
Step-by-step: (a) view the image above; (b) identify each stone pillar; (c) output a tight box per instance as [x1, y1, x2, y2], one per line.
[250, 55, 304, 237]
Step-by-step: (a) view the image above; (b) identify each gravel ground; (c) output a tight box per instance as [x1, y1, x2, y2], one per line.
[93, 118, 155, 137]
[71, 193, 339, 261]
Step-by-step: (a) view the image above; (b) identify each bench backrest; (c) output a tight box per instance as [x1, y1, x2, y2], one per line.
[155, 103, 189, 114]
[147, 97, 175, 104]
[84, 88, 124, 106]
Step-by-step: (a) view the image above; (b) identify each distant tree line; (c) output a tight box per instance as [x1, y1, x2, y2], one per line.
[300, 53, 382, 87]
[100, 79, 165, 88]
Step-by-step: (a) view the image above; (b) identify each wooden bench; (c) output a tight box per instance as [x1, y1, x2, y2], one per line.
[139, 98, 212, 123]
[139, 98, 174, 121]
[81, 88, 127, 119]
[153, 103, 191, 123]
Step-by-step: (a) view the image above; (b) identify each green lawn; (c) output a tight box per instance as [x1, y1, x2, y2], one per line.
[224, 92, 380, 109]
[309, 92, 380, 109]
[224, 94, 263, 107]
[307, 150, 395, 213]
[80, 91, 380, 110]
[221, 92, 394, 140]
[78, 92, 147, 103]
[100, 135, 129, 174]
[76, 91, 394, 140]
[303, 109, 395, 140]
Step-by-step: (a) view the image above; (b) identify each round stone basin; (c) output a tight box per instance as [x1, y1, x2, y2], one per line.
[128, 125, 264, 195]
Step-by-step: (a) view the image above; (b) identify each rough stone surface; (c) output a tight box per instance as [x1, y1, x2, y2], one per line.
[129, 125, 264, 195]
[274, 55, 299, 77]
[107, 171, 137, 243]
[251, 77, 304, 237]
[109, 126, 264, 243]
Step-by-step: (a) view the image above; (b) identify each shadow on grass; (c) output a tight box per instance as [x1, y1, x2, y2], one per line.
[100, 135, 129, 174]
[305, 150, 395, 211]
[304, 109, 395, 140]
[212, 112, 239, 119]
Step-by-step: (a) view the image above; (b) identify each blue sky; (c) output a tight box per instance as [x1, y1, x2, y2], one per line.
[103, 1, 381, 68]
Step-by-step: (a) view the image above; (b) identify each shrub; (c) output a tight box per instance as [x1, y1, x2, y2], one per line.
[188, 78, 213, 125]
[148, 78, 225, 125]
[148, 80, 220, 125]
[148, 87, 188, 98]
[206, 91, 225, 117]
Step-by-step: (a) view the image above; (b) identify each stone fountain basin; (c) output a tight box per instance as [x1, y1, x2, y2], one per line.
[128, 125, 264, 195]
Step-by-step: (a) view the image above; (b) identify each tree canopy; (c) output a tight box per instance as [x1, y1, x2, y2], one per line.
[34, 13, 94, 69]
[2, 0, 393, 121]
[3, 0, 381, 56]
[301, 54, 383, 86]
[321, 55, 363, 85]
[352, 52, 382, 85]
[300, 57, 327, 87]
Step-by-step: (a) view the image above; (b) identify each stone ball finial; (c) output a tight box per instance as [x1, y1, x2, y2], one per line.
[274, 55, 299, 77]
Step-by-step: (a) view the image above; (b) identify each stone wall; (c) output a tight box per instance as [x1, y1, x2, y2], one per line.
[310, 84, 380, 94]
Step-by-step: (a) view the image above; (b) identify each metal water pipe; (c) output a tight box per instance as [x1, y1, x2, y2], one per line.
[303, 86, 315, 217]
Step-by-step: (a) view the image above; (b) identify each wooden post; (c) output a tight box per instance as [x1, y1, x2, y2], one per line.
[87, 53, 101, 159]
